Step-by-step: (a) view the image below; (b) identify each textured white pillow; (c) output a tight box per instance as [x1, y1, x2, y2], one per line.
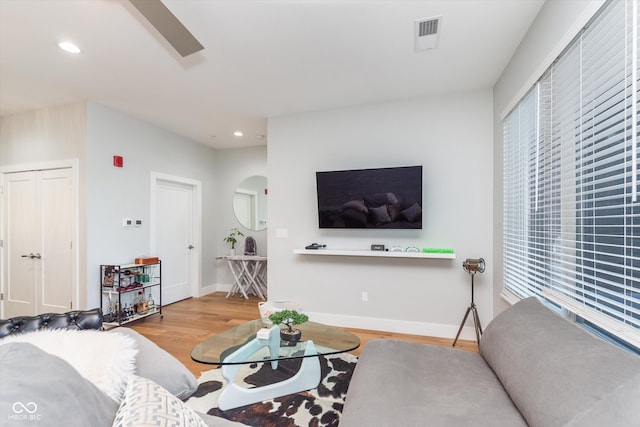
[0, 329, 137, 402]
[113, 374, 208, 427]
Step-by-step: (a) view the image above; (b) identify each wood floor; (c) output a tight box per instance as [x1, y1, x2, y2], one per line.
[128, 292, 478, 376]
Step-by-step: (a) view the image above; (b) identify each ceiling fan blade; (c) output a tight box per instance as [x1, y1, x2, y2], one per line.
[129, 0, 204, 57]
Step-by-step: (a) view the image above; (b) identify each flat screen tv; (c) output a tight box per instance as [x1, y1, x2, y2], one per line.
[316, 166, 423, 229]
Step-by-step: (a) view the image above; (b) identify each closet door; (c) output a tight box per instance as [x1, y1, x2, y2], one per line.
[3, 171, 38, 317]
[2, 169, 74, 317]
[38, 169, 74, 313]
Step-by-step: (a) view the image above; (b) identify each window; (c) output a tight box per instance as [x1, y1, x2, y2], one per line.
[503, 0, 640, 349]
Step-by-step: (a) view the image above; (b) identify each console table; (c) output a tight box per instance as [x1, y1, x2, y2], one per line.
[225, 256, 267, 300]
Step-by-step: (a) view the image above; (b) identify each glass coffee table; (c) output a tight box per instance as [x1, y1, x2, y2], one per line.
[191, 319, 360, 410]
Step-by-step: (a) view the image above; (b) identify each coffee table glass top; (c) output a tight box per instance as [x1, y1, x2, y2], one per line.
[191, 319, 360, 365]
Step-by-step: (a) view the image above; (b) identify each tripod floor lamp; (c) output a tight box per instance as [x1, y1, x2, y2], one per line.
[453, 258, 485, 347]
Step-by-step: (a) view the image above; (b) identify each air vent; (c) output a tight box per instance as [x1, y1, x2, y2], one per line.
[415, 16, 442, 51]
[418, 19, 439, 37]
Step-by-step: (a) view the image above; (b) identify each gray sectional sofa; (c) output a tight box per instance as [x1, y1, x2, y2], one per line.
[340, 297, 640, 427]
[3, 298, 638, 426]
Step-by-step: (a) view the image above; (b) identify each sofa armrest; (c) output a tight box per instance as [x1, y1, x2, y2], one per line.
[480, 297, 640, 427]
[0, 308, 103, 338]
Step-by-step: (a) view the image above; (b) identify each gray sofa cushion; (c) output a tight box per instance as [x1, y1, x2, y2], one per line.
[0, 342, 118, 427]
[480, 297, 640, 427]
[108, 327, 198, 400]
[564, 371, 640, 427]
[340, 339, 526, 427]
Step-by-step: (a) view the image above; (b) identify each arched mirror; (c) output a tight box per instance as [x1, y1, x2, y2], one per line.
[233, 175, 267, 231]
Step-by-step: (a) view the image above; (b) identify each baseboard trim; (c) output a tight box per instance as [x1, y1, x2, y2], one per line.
[196, 289, 477, 340]
[198, 283, 231, 297]
[305, 311, 478, 341]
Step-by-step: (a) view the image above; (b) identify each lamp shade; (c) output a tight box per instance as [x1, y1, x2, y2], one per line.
[463, 258, 485, 274]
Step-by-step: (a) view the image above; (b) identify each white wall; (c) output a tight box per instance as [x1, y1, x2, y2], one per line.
[492, 0, 604, 314]
[86, 102, 219, 308]
[1, 101, 266, 310]
[268, 90, 493, 339]
[214, 146, 268, 288]
[0, 103, 89, 307]
[0, 103, 86, 164]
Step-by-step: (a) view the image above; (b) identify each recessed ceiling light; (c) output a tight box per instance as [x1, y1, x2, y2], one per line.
[58, 41, 81, 54]
[233, 131, 243, 137]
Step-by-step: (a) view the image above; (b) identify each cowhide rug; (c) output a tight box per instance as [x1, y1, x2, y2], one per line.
[186, 353, 357, 427]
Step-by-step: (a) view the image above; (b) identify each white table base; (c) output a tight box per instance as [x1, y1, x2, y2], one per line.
[225, 256, 267, 300]
[218, 325, 321, 411]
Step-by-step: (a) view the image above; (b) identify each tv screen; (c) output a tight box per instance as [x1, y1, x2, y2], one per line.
[316, 166, 423, 229]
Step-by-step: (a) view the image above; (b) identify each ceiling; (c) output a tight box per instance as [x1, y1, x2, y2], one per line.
[0, 0, 545, 150]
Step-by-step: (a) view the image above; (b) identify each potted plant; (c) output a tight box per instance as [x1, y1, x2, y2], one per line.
[268, 309, 309, 344]
[223, 227, 244, 255]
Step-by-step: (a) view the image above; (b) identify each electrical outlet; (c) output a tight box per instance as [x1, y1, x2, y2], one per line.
[122, 218, 133, 227]
[361, 291, 368, 302]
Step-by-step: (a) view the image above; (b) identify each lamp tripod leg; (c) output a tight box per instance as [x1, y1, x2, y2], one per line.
[455, 263, 486, 347]
[470, 304, 483, 344]
[452, 305, 472, 347]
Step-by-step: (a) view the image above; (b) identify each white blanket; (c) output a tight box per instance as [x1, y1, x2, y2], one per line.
[0, 329, 138, 402]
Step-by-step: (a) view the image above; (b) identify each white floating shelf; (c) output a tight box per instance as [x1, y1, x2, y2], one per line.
[293, 249, 456, 259]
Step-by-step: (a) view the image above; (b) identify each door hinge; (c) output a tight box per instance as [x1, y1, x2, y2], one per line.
[1, 293, 4, 301]
[70, 301, 73, 309]
[0, 239, 3, 248]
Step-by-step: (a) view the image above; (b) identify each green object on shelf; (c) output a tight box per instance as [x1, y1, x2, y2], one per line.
[422, 248, 455, 254]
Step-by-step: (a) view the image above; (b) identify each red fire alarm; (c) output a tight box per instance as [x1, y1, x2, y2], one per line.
[113, 155, 123, 167]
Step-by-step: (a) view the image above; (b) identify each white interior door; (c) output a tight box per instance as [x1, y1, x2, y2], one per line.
[2, 168, 75, 317]
[3, 172, 38, 317]
[38, 169, 74, 313]
[154, 178, 198, 304]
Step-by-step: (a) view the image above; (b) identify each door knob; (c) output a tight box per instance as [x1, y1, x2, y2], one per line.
[20, 253, 41, 259]
[188, 245, 195, 249]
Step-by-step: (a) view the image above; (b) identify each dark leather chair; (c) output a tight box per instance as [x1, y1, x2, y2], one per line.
[0, 308, 103, 338]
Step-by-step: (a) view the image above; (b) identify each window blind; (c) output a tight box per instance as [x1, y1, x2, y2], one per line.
[503, 0, 640, 348]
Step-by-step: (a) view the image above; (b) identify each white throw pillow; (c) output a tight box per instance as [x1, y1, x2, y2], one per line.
[113, 374, 208, 427]
[0, 329, 137, 402]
